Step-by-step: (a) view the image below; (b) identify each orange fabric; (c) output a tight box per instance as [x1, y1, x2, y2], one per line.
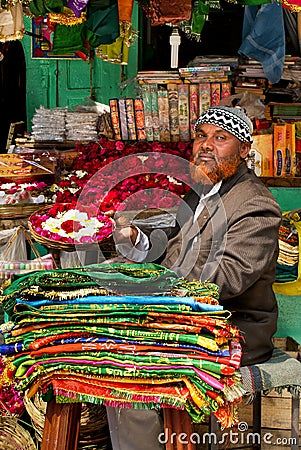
[117, 0, 134, 21]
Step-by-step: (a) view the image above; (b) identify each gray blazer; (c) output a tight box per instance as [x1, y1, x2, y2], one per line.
[144, 162, 282, 366]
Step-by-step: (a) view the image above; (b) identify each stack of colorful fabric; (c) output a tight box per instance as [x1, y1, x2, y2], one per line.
[0, 263, 244, 428]
[276, 215, 299, 283]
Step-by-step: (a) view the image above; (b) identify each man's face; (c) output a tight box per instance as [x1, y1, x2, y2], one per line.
[191, 123, 251, 185]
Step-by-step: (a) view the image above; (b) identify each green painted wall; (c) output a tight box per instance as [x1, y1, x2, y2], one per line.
[269, 187, 301, 212]
[270, 187, 301, 344]
[21, 8, 139, 131]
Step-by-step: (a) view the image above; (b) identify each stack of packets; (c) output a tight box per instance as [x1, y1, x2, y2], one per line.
[30, 107, 99, 142]
[0, 263, 245, 428]
[31, 106, 67, 142]
[65, 111, 99, 142]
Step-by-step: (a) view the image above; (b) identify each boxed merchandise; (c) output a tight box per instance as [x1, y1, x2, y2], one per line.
[247, 134, 273, 177]
[273, 123, 287, 177]
[284, 122, 296, 176]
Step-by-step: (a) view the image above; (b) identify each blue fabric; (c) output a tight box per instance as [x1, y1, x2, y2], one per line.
[238, 3, 285, 84]
[15, 295, 224, 312]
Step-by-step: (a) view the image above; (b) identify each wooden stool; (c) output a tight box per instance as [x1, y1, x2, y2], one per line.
[41, 399, 81, 450]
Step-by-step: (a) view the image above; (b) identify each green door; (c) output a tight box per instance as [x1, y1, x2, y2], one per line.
[22, 9, 139, 131]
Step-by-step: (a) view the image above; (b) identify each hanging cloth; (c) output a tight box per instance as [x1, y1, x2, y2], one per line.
[238, 2, 285, 84]
[0, 2, 24, 42]
[48, 7, 87, 25]
[282, 0, 301, 12]
[140, 0, 192, 26]
[118, 0, 134, 22]
[94, 31, 130, 63]
[87, 0, 119, 45]
[45, 21, 88, 55]
[93, 0, 136, 62]
[29, 0, 64, 16]
[67, 0, 90, 18]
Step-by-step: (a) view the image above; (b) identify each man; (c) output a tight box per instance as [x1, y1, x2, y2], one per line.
[107, 105, 281, 450]
[113, 105, 282, 367]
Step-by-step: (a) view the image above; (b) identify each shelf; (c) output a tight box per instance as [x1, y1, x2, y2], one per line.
[260, 177, 301, 187]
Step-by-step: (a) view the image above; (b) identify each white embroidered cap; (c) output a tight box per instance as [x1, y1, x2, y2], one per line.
[194, 106, 253, 143]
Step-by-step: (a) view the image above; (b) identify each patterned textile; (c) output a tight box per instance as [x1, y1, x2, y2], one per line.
[194, 106, 253, 143]
[276, 215, 299, 282]
[274, 210, 301, 295]
[67, 0, 90, 18]
[0, 263, 245, 427]
[240, 347, 301, 398]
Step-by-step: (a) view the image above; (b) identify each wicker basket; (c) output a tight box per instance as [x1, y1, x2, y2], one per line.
[28, 204, 114, 253]
[0, 203, 43, 219]
[0, 416, 37, 450]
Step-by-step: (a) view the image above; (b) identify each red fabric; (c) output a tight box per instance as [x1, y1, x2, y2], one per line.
[282, 0, 301, 10]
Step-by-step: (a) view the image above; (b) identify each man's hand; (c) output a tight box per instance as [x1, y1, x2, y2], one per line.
[112, 215, 138, 246]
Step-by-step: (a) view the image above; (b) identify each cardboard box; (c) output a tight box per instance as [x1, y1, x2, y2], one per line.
[272, 336, 301, 360]
[273, 123, 287, 177]
[247, 134, 273, 177]
[284, 123, 296, 177]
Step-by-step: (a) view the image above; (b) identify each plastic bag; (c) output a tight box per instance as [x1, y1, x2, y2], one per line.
[0, 226, 56, 283]
[0, 227, 27, 261]
[220, 91, 266, 120]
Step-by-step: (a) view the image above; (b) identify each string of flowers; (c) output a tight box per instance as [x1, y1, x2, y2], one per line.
[0, 357, 24, 416]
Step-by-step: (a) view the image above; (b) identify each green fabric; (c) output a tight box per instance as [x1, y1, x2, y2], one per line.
[2, 263, 178, 296]
[1, 263, 179, 317]
[191, 1, 209, 35]
[87, 30, 103, 48]
[30, 243, 48, 259]
[87, 1, 119, 44]
[52, 22, 88, 55]
[15, 359, 212, 382]
[96, 35, 129, 63]
[12, 302, 189, 319]
[13, 351, 227, 377]
[29, 0, 64, 16]
[6, 322, 216, 347]
[88, 0, 116, 10]
[275, 262, 298, 283]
